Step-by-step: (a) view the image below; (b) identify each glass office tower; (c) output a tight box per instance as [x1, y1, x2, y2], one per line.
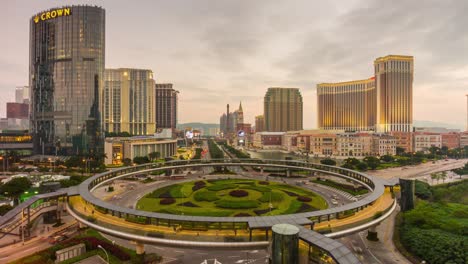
[29, 6, 105, 155]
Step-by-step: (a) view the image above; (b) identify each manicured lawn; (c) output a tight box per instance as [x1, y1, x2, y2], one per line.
[137, 179, 327, 217]
[397, 180, 468, 264]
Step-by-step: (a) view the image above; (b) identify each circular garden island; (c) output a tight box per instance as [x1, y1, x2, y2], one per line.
[136, 179, 328, 217]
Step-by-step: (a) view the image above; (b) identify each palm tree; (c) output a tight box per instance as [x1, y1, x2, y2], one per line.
[440, 171, 447, 183]
[430, 172, 438, 184]
[148, 151, 160, 162]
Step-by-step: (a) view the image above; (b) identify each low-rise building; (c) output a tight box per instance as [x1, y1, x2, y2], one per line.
[104, 136, 177, 165]
[413, 132, 442, 152]
[0, 130, 33, 156]
[441, 132, 460, 149]
[336, 133, 372, 157]
[390, 131, 413, 153]
[282, 131, 300, 152]
[253, 132, 285, 149]
[310, 134, 337, 156]
[460, 132, 468, 148]
[372, 134, 396, 156]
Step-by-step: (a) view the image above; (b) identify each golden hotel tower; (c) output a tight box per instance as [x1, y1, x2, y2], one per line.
[317, 78, 376, 131]
[374, 55, 414, 132]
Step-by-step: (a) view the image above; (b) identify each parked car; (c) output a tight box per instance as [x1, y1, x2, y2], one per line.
[48, 235, 67, 244]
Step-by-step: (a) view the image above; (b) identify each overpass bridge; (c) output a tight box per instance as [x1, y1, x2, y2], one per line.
[0, 158, 399, 264]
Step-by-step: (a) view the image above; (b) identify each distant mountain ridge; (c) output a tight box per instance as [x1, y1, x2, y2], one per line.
[177, 123, 219, 131]
[413, 120, 464, 130]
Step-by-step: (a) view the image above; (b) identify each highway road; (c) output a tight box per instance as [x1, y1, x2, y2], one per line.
[102, 233, 269, 264]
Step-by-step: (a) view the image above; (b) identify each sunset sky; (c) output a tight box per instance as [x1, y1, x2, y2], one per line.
[2, 0, 467, 129]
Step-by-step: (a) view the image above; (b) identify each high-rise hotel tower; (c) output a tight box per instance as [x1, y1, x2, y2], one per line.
[155, 83, 178, 130]
[264, 88, 303, 132]
[375, 55, 413, 133]
[30, 6, 105, 155]
[104, 69, 156, 135]
[317, 78, 376, 131]
[317, 55, 413, 133]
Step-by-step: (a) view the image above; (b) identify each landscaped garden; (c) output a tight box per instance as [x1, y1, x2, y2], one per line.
[395, 179, 468, 264]
[136, 179, 328, 217]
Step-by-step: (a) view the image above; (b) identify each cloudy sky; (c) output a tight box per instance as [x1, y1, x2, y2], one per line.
[2, 0, 467, 129]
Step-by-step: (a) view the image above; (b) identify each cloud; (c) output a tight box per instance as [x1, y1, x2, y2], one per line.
[1, 0, 467, 128]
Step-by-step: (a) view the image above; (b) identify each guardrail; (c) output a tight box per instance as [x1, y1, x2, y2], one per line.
[76, 159, 386, 226]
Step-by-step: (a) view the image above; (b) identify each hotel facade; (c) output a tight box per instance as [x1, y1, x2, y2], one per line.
[317, 78, 376, 131]
[103, 69, 156, 135]
[375, 55, 414, 133]
[317, 55, 413, 135]
[30, 6, 105, 155]
[264, 88, 303, 132]
[155, 83, 178, 130]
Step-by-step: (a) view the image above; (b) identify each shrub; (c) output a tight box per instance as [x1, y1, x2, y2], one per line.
[234, 213, 251, 217]
[414, 180, 431, 200]
[192, 181, 206, 191]
[356, 162, 368, 171]
[215, 199, 259, 209]
[258, 191, 283, 203]
[320, 158, 337, 166]
[258, 181, 269, 185]
[207, 184, 237, 191]
[244, 185, 271, 192]
[297, 196, 312, 202]
[160, 198, 176, 205]
[254, 208, 273, 215]
[194, 190, 219, 202]
[178, 201, 199, 207]
[229, 190, 248, 197]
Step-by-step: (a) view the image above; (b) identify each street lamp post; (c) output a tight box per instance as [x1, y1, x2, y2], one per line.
[0, 156, 4, 176]
[97, 245, 109, 264]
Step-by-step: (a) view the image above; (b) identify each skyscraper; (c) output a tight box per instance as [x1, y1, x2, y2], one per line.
[155, 83, 178, 130]
[317, 78, 376, 131]
[374, 55, 414, 133]
[30, 6, 105, 155]
[255, 115, 265, 132]
[15, 86, 30, 104]
[264, 88, 303, 132]
[104, 69, 156, 135]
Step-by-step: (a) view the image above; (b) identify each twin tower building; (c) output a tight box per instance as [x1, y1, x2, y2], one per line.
[317, 55, 413, 133]
[29, 6, 177, 155]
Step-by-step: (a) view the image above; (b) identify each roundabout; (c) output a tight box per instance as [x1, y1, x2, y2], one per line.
[60, 158, 396, 263]
[136, 179, 328, 217]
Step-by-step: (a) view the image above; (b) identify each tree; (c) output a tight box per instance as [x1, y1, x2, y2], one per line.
[364, 156, 380, 170]
[440, 171, 447, 183]
[341, 163, 355, 170]
[65, 156, 83, 168]
[0, 204, 13, 216]
[148, 151, 160, 162]
[429, 146, 441, 155]
[0, 177, 32, 205]
[380, 155, 394, 163]
[344, 157, 360, 166]
[320, 158, 337, 166]
[133, 156, 150, 165]
[122, 158, 132, 166]
[356, 162, 368, 171]
[396, 147, 406, 156]
[430, 172, 438, 184]
[441, 146, 449, 156]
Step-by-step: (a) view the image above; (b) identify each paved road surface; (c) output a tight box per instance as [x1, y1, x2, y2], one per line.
[102, 233, 269, 264]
